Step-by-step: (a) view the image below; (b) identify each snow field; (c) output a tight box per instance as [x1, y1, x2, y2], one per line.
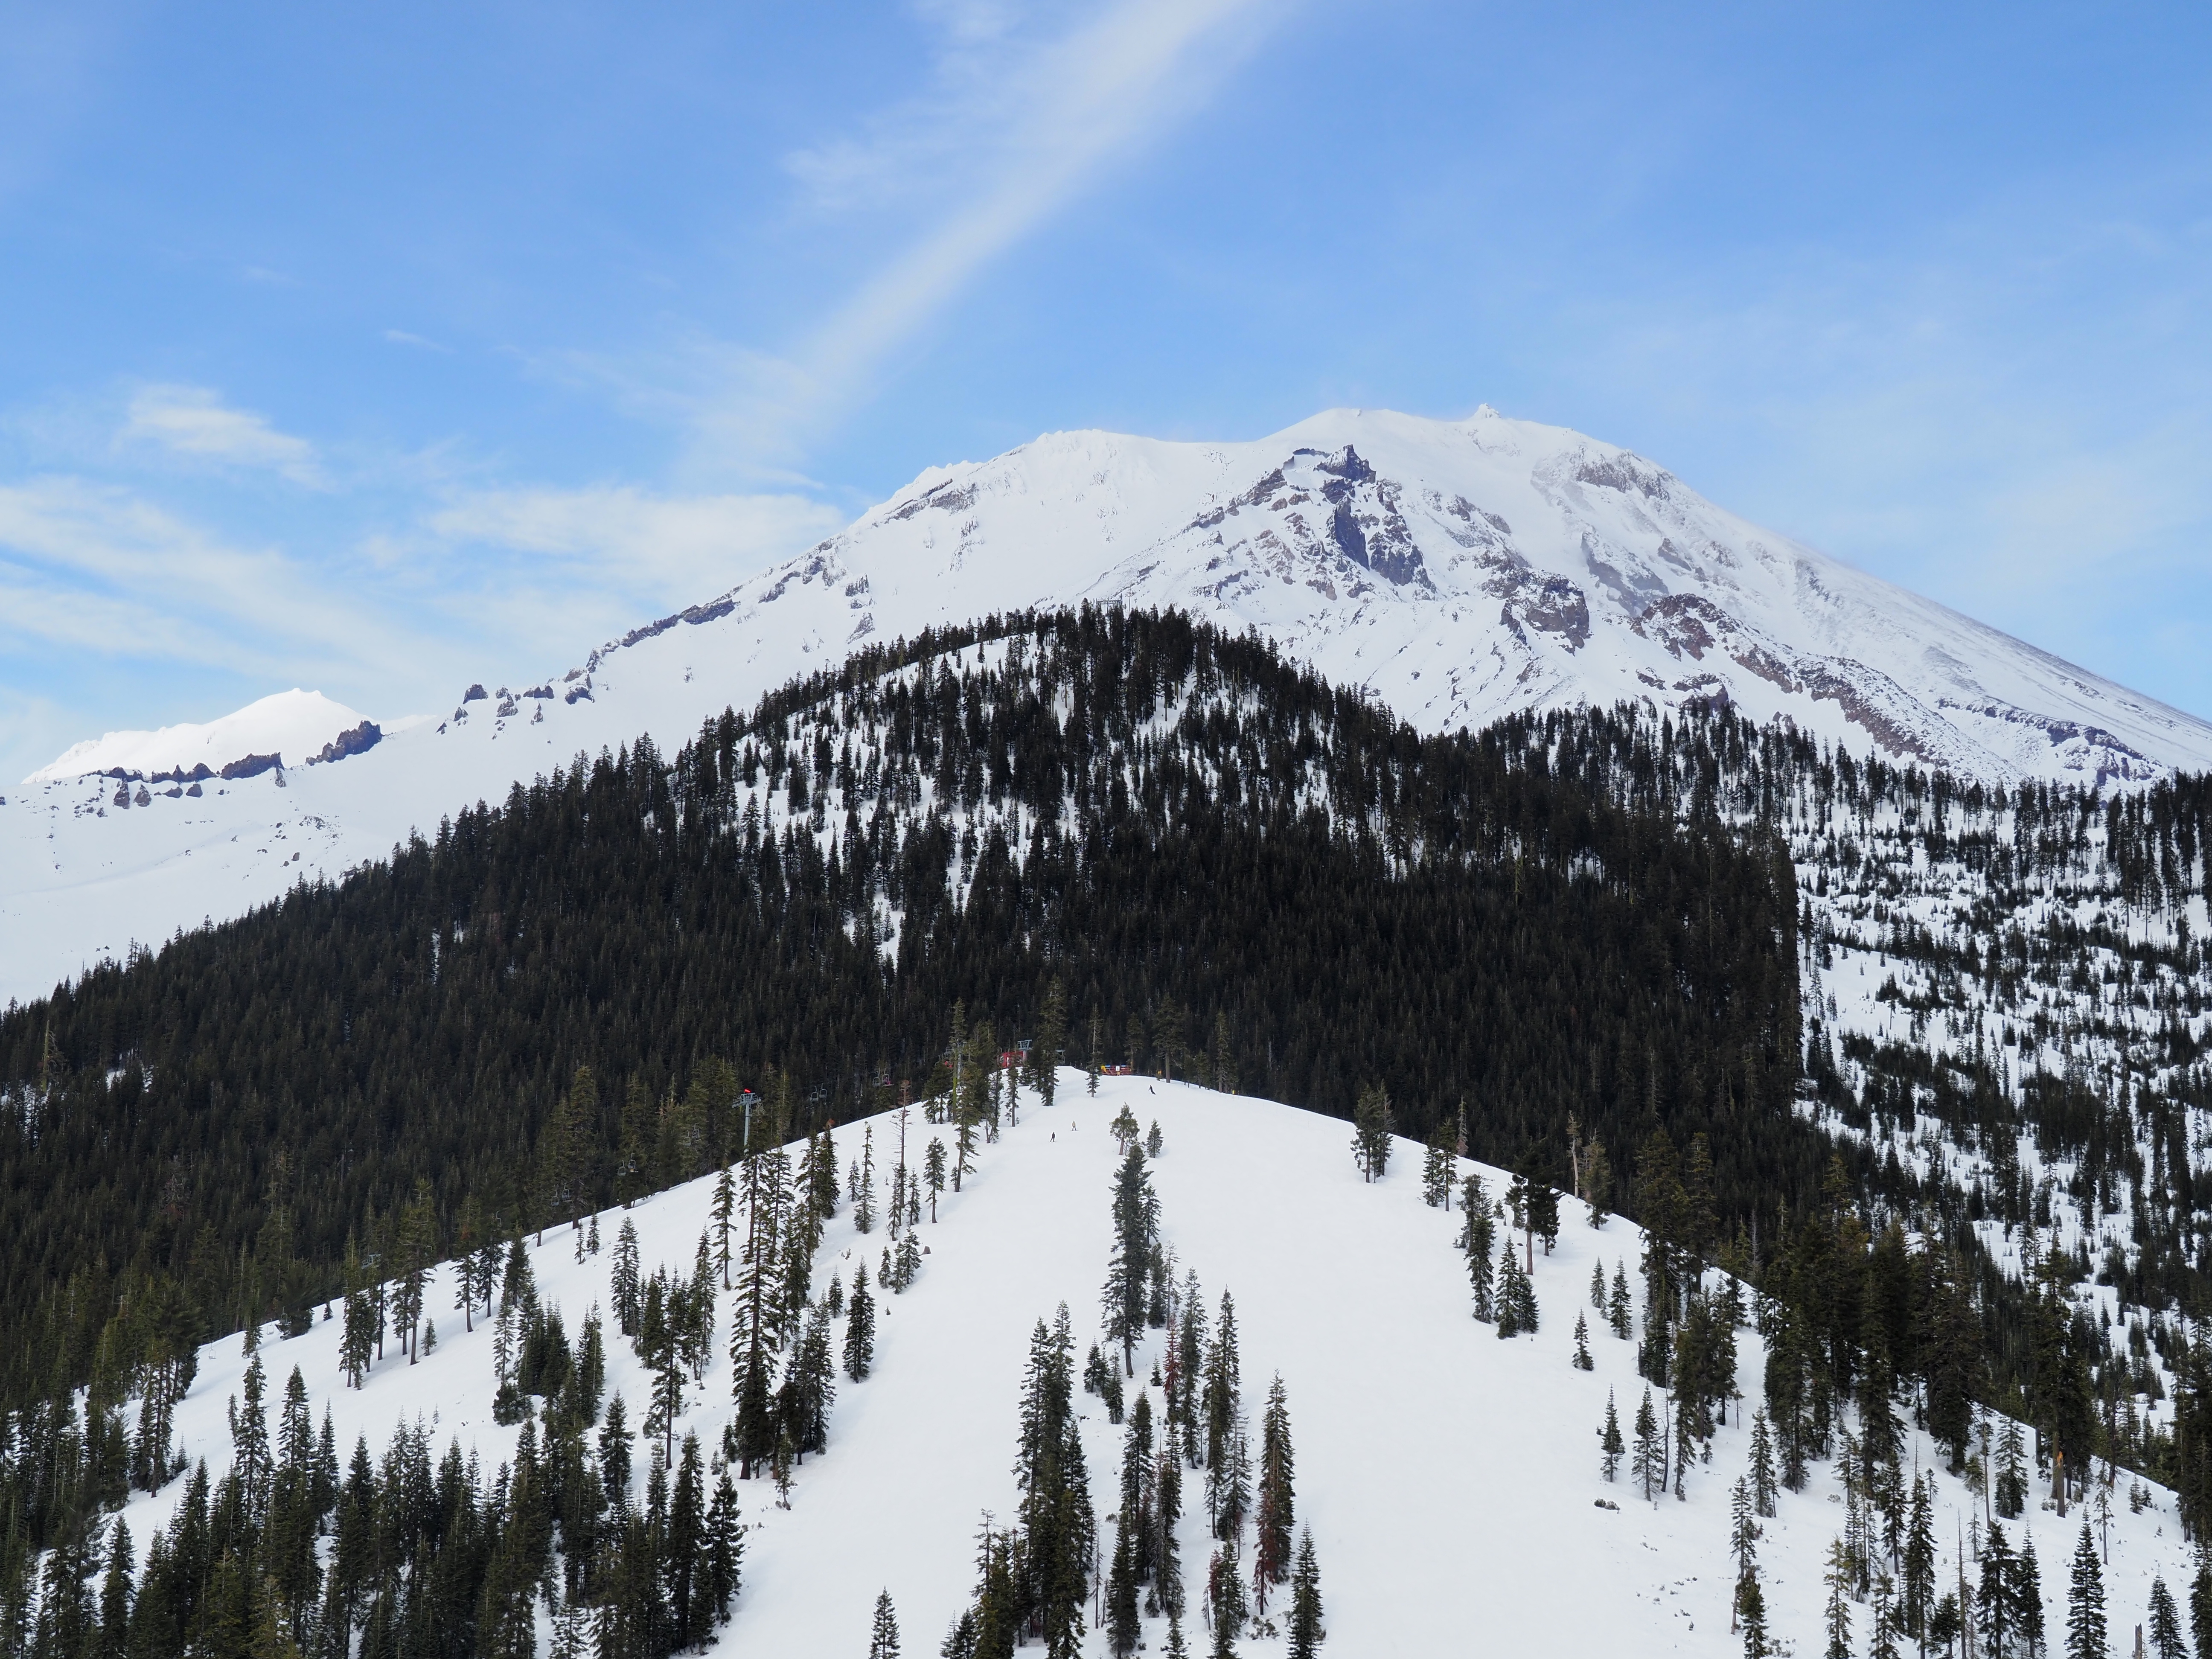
[117, 1074, 2199, 1655]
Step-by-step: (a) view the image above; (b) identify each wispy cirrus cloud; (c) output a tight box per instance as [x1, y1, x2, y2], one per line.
[625, 0, 1289, 468]
[117, 384, 325, 486]
[0, 477, 396, 672]
[429, 485, 847, 605]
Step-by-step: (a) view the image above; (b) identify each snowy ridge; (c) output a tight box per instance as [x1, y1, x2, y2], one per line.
[109, 1077, 2190, 1655]
[26, 690, 378, 785]
[11, 405, 2212, 1007]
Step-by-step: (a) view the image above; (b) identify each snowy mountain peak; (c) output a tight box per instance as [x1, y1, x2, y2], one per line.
[26, 688, 378, 785]
[9, 404, 2212, 1006]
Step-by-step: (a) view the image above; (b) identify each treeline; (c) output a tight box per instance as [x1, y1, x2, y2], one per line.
[0, 606, 1805, 1420]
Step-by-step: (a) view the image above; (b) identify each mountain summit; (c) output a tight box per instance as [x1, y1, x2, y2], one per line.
[7, 405, 2209, 1006]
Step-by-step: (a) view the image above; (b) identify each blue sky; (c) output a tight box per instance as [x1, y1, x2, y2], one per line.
[3, 0, 2209, 782]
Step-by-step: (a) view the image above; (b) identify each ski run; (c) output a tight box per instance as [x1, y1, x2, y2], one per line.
[95, 1071, 2197, 1656]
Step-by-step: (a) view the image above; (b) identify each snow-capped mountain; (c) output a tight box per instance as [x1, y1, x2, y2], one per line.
[8, 404, 2210, 1008]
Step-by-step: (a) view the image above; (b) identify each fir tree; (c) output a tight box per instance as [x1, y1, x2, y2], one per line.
[1573, 1312, 1594, 1370]
[1729, 1478, 1758, 1580]
[1286, 1530, 1324, 1659]
[845, 1262, 877, 1382]
[2149, 1575, 2184, 1659]
[1106, 1523, 1140, 1658]
[869, 1589, 902, 1659]
[1608, 1263, 1633, 1341]
[2013, 1535, 2046, 1659]
[1590, 1261, 1607, 1311]
[1979, 1519, 2015, 1659]
[1421, 1119, 1455, 1208]
[1103, 1144, 1159, 1376]
[924, 1140, 947, 1223]
[1458, 1177, 1495, 1322]
[2066, 1522, 2104, 1659]
[1749, 1411, 1778, 1518]
[1350, 1084, 1391, 1181]
[1631, 1388, 1663, 1505]
[1823, 1536, 1853, 1659]
[1737, 1568, 1769, 1659]
[1252, 1377, 1295, 1606]
[1598, 1392, 1624, 1481]
[1033, 977, 1068, 1111]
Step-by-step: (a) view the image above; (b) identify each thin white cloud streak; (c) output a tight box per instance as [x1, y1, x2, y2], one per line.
[0, 477, 409, 674]
[118, 384, 324, 486]
[693, 0, 1286, 460]
[429, 486, 847, 604]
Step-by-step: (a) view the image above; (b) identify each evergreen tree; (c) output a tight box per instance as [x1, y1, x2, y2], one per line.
[845, 1262, 877, 1383]
[2066, 1522, 2105, 1659]
[1749, 1411, 1778, 1518]
[1458, 1178, 1495, 1322]
[870, 1589, 902, 1659]
[1598, 1392, 1624, 1481]
[1573, 1312, 1594, 1370]
[1350, 1084, 1391, 1182]
[1286, 1528, 1324, 1659]
[1103, 1144, 1159, 1377]
[2149, 1576, 2184, 1659]
[1252, 1377, 1295, 1606]
[1729, 1478, 1758, 1580]
[1106, 1524, 1140, 1658]
[1823, 1537, 1853, 1659]
[1737, 1568, 1769, 1659]
[1033, 978, 1068, 1112]
[1421, 1120, 1455, 1209]
[924, 1140, 947, 1223]
[2013, 1535, 2045, 1659]
[1631, 1388, 1663, 1505]
[1980, 1519, 2015, 1659]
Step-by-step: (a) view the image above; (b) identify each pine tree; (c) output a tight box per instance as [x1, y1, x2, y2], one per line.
[1823, 1536, 1853, 1659]
[1286, 1529, 1324, 1659]
[1868, 1573, 1902, 1659]
[924, 1139, 946, 1222]
[1034, 977, 1068, 1111]
[1573, 1312, 1594, 1370]
[1103, 1144, 1158, 1376]
[2013, 1534, 2046, 1659]
[1421, 1120, 1455, 1208]
[2066, 1521, 2104, 1659]
[1590, 1261, 1607, 1312]
[1632, 1388, 1663, 1505]
[2150, 1576, 2185, 1659]
[1737, 1568, 1769, 1659]
[1997, 1416, 2029, 1519]
[869, 1589, 901, 1659]
[1980, 1519, 2015, 1659]
[1252, 1377, 1295, 1605]
[1729, 1478, 1758, 1580]
[1458, 1177, 1495, 1322]
[844, 1262, 877, 1382]
[856, 1124, 877, 1234]
[1608, 1262, 1633, 1340]
[1350, 1084, 1391, 1181]
[1598, 1392, 1624, 1481]
[1106, 1523, 1140, 1658]
[1749, 1411, 1778, 1518]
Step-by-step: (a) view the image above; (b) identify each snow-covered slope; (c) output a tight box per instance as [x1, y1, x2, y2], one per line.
[23, 689, 379, 785]
[11, 405, 2212, 1008]
[114, 1076, 2186, 1656]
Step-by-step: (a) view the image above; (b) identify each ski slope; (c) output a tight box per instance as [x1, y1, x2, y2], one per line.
[115, 1076, 2193, 1656]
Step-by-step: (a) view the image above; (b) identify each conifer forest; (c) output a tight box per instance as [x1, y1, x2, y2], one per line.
[7, 605, 2212, 1655]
